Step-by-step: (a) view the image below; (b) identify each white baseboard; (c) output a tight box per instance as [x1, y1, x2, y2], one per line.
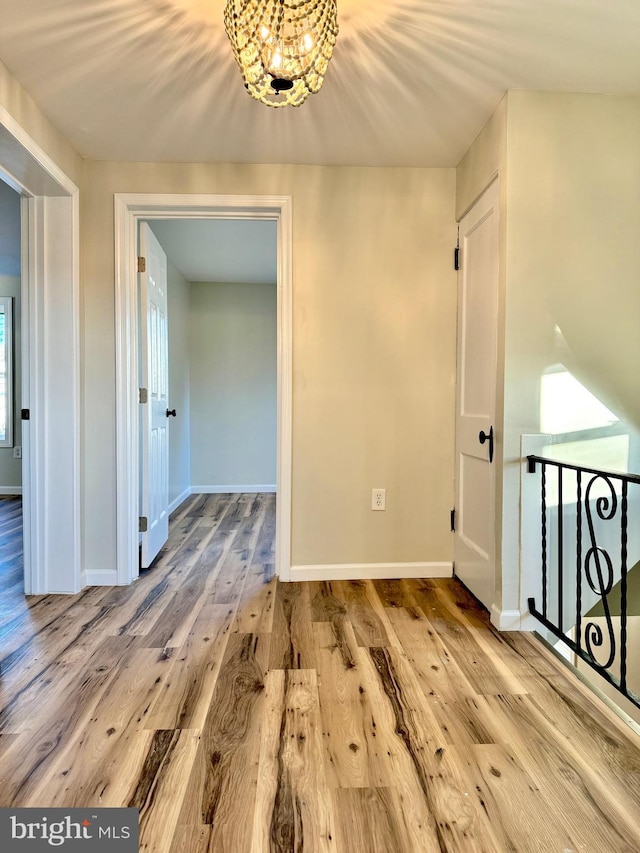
[0, 486, 22, 495]
[289, 561, 453, 582]
[81, 569, 119, 587]
[169, 485, 275, 513]
[490, 605, 522, 631]
[191, 485, 277, 494]
[169, 487, 192, 514]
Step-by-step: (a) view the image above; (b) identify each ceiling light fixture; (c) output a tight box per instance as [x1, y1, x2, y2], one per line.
[224, 0, 339, 108]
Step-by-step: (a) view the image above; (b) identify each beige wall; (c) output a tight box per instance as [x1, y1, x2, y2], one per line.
[165, 259, 191, 508]
[189, 281, 277, 490]
[505, 91, 640, 434]
[82, 161, 457, 570]
[0, 59, 83, 188]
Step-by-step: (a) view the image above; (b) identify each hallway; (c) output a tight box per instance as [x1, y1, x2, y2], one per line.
[0, 492, 639, 851]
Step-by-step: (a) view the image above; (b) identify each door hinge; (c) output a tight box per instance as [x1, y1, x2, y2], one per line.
[450, 507, 456, 532]
[139, 516, 148, 533]
[139, 387, 148, 404]
[454, 228, 460, 271]
[452, 560, 456, 576]
[137, 256, 146, 273]
[21, 408, 30, 421]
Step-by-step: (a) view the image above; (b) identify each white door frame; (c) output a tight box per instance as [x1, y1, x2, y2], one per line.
[0, 106, 81, 594]
[114, 193, 293, 585]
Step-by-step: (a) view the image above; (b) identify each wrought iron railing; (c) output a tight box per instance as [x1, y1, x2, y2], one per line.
[527, 454, 640, 710]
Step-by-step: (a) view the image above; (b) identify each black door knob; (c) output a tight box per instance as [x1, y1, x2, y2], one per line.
[478, 425, 494, 463]
[166, 408, 177, 418]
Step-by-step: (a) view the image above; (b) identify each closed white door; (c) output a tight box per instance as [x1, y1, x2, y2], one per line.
[139, 222, 169, 568]
[454, 181, 499, 610]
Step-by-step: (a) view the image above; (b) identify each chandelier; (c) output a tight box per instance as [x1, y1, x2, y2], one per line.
[224, 0, 339, 108]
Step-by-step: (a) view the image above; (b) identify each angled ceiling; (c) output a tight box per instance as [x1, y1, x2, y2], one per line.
[0, 1, 639, 167]
[149, 218, 277, 283]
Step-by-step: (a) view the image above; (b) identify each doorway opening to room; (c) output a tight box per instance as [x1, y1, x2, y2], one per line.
[114, 194, 292, 587]
[0, 111, 80, 598]
[138, 217, 279, 571]
[0, 178, 23, 607]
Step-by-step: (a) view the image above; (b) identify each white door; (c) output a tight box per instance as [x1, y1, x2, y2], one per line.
[454, 181, 499, 610]
[139, 222, 169, 568]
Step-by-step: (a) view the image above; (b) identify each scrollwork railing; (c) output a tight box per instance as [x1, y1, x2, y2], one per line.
[527, 455, 640, 710]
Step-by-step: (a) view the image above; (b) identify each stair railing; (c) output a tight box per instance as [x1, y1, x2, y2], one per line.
[527, 455, 640, 710]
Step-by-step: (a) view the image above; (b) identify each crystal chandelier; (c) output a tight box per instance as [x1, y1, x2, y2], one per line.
[224, 0, 339, 108]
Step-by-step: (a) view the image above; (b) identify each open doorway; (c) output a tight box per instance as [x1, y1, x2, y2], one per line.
[137, 218, 278, 570]
[0, 108, 80, 597]
[114, 193, 292, 586]
[0, 178, 23, 612]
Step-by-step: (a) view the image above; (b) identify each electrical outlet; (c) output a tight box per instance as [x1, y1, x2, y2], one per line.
[372, 488, 386, 511]
[13, 446, 21, 459]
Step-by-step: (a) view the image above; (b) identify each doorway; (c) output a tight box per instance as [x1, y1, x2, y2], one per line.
[0, 107, 80, 596]
[0, 178, 23, 609]
[138, 217, 278, 569]
[115, 194, 292, 585]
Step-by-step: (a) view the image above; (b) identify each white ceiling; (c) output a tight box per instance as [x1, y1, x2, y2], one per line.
[149, 218, 277, 283]
[0, 1, 639, 167]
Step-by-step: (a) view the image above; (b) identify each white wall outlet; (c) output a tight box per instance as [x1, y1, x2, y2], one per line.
[372, 488, 386, 511]
[13, 446, 22, 459]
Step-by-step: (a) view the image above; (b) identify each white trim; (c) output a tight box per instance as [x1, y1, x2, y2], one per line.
[115, 193, 293, 586]
[21, 196, 43, 594]
[290, 562, 453, 582]
[0, 486, 22, 495]
[169, 485, 277, 515]
[274, 196, 292, 581]
[0, 104, 78, 198]
[191, 485, 277, 494]
[168, 487, 192, 515]
[24, 195, 81, 594]
[0, 111, 80, 595]
[490, 605, 522, 631]
[114, 194, 138, 586]
[81, 569, 119, 587]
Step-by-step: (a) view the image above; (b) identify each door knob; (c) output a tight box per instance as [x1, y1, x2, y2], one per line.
[478, 425, 494, 463]
[166, 408, 177, 418]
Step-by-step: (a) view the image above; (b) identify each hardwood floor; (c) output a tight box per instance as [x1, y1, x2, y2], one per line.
[1, 492, 640, 851]
[0, 496, 23, 627]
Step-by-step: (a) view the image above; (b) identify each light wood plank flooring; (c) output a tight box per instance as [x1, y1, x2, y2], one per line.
[0, 496, 23, 625]
[1, 492, 639, 852]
